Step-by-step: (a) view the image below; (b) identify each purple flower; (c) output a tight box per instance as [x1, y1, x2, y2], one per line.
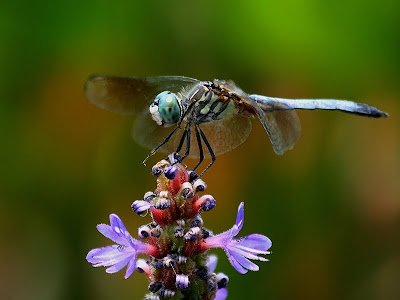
[201, 202, 272, 274]
[86, 214, 158, 279]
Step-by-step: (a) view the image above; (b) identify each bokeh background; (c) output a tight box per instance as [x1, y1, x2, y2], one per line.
[1, 1, 399, 299]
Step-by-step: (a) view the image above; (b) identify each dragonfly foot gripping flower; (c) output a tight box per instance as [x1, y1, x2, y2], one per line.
[86, 155, 272, 299]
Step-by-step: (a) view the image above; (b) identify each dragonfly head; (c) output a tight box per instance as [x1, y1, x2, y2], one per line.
[150, 91, 181, 127]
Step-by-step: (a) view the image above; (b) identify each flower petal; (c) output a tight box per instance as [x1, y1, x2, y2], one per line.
[97, 224, 130, 246]
[86, 245, 134, 267]
[235, 202, 244, 233]
[124, 257, 137, 279]
[105, 255, 131, 274]
[231, 251, 260, 272]
[236, 234, 272, 252]
[228, 245, 269, 262]
[226, 250, 248, 274]
[109, 214, 132, 243]
[215, 288, 228, 300]
[206, 254, 218, 273]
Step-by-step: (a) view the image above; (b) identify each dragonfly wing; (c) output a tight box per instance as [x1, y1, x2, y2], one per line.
[249, 95, 388, 118]
[198, 113, 253, 157]
[255, 109, 301, 155]
[133, 110, 252, 159]
[85, 75, 199, 115]
[218, 81, 301, 155]
[239, 95, 301, 155]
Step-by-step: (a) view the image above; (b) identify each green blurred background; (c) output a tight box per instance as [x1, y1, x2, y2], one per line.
[1, 1, 399, 299]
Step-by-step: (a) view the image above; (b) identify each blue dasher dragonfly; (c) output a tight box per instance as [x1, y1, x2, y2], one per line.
[85, 75, 388, 175]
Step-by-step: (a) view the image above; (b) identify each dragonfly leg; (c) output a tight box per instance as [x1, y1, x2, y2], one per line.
[175, 124, 188, 153]
[192, 125, 204, 172]
[165, 124, 187, 162]
[181, 126, 191, 160]
[175, 124, 189, 153]
[198, 126, 215, 177]
[170, 125, 191, 166]
[143, 126, 180, 166]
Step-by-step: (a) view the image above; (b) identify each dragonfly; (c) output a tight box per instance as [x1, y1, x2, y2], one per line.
[85, 75, 388, 176]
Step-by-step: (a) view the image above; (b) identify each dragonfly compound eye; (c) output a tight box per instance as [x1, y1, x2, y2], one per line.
[150, 91, 181, 127]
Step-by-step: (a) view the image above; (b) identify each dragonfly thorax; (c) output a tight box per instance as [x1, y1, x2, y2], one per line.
[184, 82, 240, 124]
[149, 91, 182, 127]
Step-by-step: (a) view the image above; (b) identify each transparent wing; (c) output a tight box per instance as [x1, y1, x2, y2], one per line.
[256, 109, 301, 155]
[249, 95, 389, 118]
[133, 110, 252, 159]
[85, 75, 199, 115]
[222, 80, 301, 155]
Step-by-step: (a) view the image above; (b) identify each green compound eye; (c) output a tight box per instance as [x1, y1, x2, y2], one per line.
[156, 91, 181, 124]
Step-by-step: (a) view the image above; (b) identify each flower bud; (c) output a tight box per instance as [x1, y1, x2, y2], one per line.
[149, 221, 158, 228]
[188, 170, 198, 182]
[168, 152, 182, 164]
[155, 198, 170, 210]
[202, 196, 216, 211]
[135, 259, 150, 275]
[174, 226, 184, 238]
[175, 274, 189, 289]
[164, 165, 178, 179]
[148, 281, 163, 293]
[144, 191, 156, 202]
[207, 273, 218, 291]
[138, 225, 151, 239]
[159, 289, 175, 298]
[196, 267, 208, 281]
[216, 272, 229, 289]
[184, 226, 201, 242]
[175, 255, 187, 265]
[132, 200, 151, 215]
[163, 256, 175, 269]
[150, 226, 162, 238]
[190, 215, 204, 228]
[193, 179, 206, 192]
[151, 165, 163, 177]
[150, 258, 164, 269]
[202, 228, 212, 239]
[181, 182, 194, 199]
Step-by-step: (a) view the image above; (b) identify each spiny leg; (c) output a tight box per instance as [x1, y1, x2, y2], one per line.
[175, 124, 189, 153]
[181, 125, 191, 161]
[192, 125, 204, 172]
[143, 126, 180, 166]
[165, 124, 188, 162]
[198, 126, 216, 177]
[170, 124, 191, 166]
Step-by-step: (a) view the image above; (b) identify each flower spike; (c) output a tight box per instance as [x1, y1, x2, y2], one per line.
[86, 161, 271, 298]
